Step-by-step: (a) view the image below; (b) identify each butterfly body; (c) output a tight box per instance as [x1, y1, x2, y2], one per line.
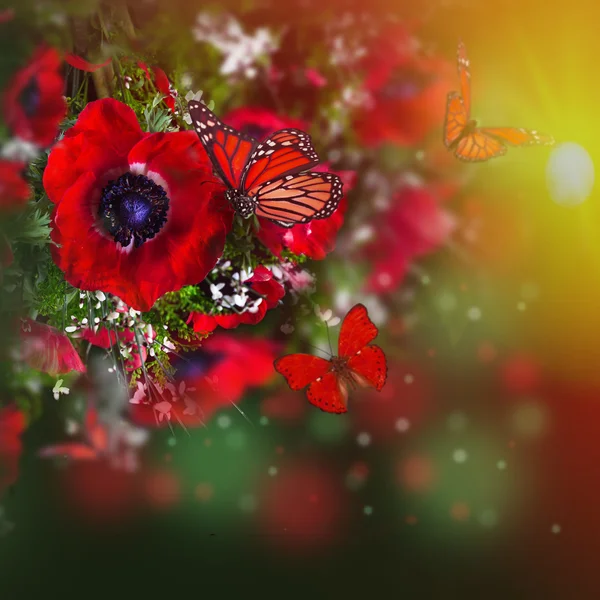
[225, 189, 256, 218]
[274, 304, 387, 414]
[444, 41, 554, 162]
[188, 101, 343, 227]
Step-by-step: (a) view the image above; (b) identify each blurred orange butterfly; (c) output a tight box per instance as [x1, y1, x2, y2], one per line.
[444, 41, 555, 162]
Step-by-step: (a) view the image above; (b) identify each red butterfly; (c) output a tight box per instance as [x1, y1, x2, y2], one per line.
[444, 40, 554, 162]
[274, 304, 387, 414]
[188, 101, 343, 228]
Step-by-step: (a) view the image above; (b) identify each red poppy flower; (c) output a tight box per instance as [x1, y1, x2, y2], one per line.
[3, 46, 66, 147]
[0, 404, 25, 497]
[353, 25, 453, 147]
[44, 98, 231, 312]
[222, 106, 308, 140]
[19, 319, 86, 376]
[130, 333, 279, 427]
[365, 184, 456, 293]
[257, 166, 356, 260]
[0, 161, 30, 209]
[188, 264, 285, 333]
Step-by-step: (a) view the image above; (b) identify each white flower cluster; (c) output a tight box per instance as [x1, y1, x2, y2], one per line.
[192, 12, 278, 79]
[207, 261, 263, 314]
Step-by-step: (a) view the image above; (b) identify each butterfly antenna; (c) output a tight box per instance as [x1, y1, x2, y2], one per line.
[305, 342, 332, 358]
[324, 321, 334, 356]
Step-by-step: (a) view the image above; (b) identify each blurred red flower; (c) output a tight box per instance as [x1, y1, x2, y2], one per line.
[353, 25, 453, 147]
[351, 359, 434, 442]
[260, 390, 308, 423]
[0, 404, 25, 497]
[44, 98, 231, 312]
[0, 161, 30, 209]
[365, 184, 456, 293]
[130, 333, 279, 427]
[223, 106, 308, 140]
[19, 319, 86, 376]
[3, 46, 66, 147]
[188, 265, 284, 333]
[259, 460, 347, 551]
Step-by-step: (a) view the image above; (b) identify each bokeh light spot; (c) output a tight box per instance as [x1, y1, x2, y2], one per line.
[239, 493, 258, 513]
[478, 508, 498, 528]
[217, 414, 232, 429]
[395, 418, 410, 433]
[450, 502, 470, 521]
[447, 411, 468, 432]
[357, 432, 372, 447]
[452, 448, 468, 463]
[546, 142, 594, 206]
[551, 523, 561, 534]
[511, 400, 549, 439]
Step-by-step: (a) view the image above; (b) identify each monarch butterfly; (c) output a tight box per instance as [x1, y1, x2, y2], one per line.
[188, 101, 343, 228]
[274, 304, 387, 414]
[444, 41, 554, 162]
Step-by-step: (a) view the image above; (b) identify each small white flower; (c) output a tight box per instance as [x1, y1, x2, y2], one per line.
[52, 379, 69, 401]
[247, 298, 263, 314]
[210, 282, 225, 300]
[184, 90, 203, 102]
[95, 291, 106, 302]
[153, 401, 172, 422]
[280, 322, 294, 334]
[130, 382, 146, 404]
[233, 292, 247, 307]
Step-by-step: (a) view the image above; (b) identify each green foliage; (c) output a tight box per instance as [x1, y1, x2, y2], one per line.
[143, 94, 178, 133]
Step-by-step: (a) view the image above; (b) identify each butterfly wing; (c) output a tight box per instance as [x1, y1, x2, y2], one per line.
[241, 129, 320, 193]
[274, 354, 348, 413]
[479, 127, 555, 147]
[347, 344, 387, 391]
[274, 354, 332, 390]
[453, 130, 507, 162]
[306, 372, 348, 414]
[457, 40, 471, 117]
[338, 303, 379, 359]
[444, 92, 468, 148]
[188, 100, 256, 189]
[253, 172, 343, 228]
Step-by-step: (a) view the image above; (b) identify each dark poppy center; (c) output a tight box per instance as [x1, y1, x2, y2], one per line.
[18, 76, 40, 118]
[174, 349, 225, 380]
[99, 172, 169, 248]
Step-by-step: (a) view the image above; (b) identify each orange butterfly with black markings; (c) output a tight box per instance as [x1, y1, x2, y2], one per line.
[188, 101, 343, 227]
[274, 304, 387, 414]
[444, 41, 555, 162]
